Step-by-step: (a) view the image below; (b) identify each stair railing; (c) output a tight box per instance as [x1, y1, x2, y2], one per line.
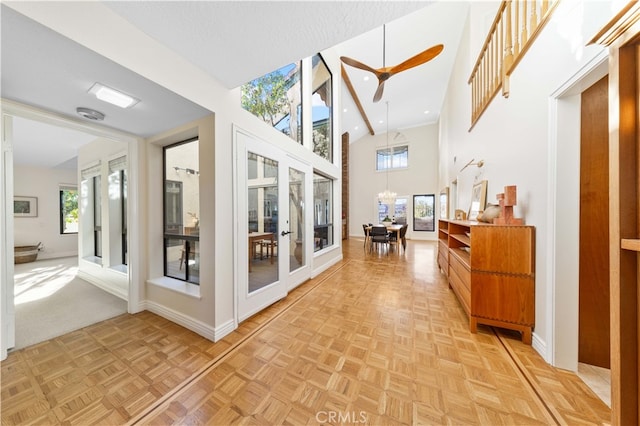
[468, 0, 559, 129]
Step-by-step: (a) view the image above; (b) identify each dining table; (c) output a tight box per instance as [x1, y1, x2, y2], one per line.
[248, 232, 274, 272]
[365, 223, 403, 251]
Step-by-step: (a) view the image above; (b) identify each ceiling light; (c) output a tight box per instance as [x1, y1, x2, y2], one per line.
[363, 76, 370, 81]
[76, 107, 105, 121]
[88, 83, 139, 108]
[424, 110, 430, 114]
[343, 108, 348, 113]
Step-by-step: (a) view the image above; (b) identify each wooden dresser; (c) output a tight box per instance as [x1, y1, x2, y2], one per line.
[438, 219, 535, 343]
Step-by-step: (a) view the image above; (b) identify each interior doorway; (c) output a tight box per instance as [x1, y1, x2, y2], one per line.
[1, 107, 136, 358]
[578, 75, 610, 369]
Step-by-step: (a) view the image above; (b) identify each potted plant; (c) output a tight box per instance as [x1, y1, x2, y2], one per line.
[382, 215, 392, 225]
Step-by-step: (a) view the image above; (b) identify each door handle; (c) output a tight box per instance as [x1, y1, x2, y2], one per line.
[281, 230, 292, 236]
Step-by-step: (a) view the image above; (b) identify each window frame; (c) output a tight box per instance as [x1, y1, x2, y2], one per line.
[312, 171, 334, 252]
[311, 53, 333, 162]
[163, 137, 200, 285]
[376, 144, 409, 171]
[93, 175, 102, 258]
[59, 186, 78, 235]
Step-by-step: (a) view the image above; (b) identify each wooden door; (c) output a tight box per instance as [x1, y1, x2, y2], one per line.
[579, 76, 610, 368]
[590, 4, 639, 423]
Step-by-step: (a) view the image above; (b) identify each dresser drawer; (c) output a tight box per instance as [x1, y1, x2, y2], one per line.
[449, 266, 470, 315]
[449, 252, 471, 292]
[438, 253, 448, 275]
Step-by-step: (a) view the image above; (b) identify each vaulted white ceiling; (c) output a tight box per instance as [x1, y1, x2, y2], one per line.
[1, 1, 470, 167]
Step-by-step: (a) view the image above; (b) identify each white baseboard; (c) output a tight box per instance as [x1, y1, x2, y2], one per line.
[142, 300, 234, 342]
[311, 253, 343, 278]
[38, 251, 78, 260]
[531, 332, 549, 362]
[213, 318, 236, 342]
[77, 270, 127, 300]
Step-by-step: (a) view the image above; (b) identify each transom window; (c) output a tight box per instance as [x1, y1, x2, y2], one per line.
[241, 62, 302, 143]
[376, 144, 408, 171]
[311, 54, 332, 161]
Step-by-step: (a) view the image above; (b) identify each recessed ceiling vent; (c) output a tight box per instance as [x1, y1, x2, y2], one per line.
[76, 107, 105, 121]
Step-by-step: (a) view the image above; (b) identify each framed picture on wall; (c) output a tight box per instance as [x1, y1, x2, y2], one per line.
[468, 180, 487, 221]
[413, 194, 435, 231]
[439, 187, 449, 219]
[14, 196, 38, 217]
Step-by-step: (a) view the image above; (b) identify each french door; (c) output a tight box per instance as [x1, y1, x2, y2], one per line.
[235, 128, 311, 321]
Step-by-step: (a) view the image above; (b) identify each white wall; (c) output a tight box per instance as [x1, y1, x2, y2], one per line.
[438, 0, 619, 363]
[13, 164, 78, 259]
[350, 123, 439, 241]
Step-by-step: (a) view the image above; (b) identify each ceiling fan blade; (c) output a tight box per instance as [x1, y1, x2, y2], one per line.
[373, 80, 386, 103]
[390, 44, 444, 75]
[340, 56, 379, 75]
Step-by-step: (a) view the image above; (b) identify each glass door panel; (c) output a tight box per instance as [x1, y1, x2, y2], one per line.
[289, 167, 305, 272]
[247, 152, 278, 294]
[235, 127, 311, 321]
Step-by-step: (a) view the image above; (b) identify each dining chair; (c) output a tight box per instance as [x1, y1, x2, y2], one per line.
[369, 225, 389, 253]
[400, 224, 409, 250]
[260, 239, 277, 258]
[362, 224, 370, 249]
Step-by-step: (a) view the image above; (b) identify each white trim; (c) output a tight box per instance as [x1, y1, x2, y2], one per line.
[1, 113, 16, 360]
[311, 251, 343, 279]
[546, 50, 609, 368]
[147, 276, 201, 300]
[531, 332, 547, 361]
[77, 269, 128, 300]
[38, 250, 78, 260]
[142, 300, 216, 341]
[1, 98, 136, 140]
[213, 318, 236, 342]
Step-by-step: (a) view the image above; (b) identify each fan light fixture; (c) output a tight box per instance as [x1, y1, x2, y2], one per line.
[378, 101, 397, 206]
[88, 83, 139, 108]
[340, 25, 443, 102]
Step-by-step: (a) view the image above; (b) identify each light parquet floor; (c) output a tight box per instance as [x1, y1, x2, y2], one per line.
[1, 239, 611, 425]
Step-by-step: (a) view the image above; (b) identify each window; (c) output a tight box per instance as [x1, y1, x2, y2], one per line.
[376, 145, 408, 171]
[93, 176, 102, 258]
[241, 62, 302, 143]
[313, 172, 333, 252]
[108, 156, 127, 266]
[164, 139, 200, 284]
[59, 186, 78, 234]
[80, 162, 102, 262]
[413, 194, 435, 231]
[378, 197, 408, 225]
[311, 54, 332, 161]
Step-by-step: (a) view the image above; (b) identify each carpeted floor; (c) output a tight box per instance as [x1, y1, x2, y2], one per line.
[13, 256, 128, 350]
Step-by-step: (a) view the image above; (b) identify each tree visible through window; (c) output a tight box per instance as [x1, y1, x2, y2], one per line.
[311, 54, 332, 161]
[241, 62, 302, 143]
[60, 186, 78, 234]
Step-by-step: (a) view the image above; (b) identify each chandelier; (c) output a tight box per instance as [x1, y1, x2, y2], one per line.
[378, 101, 397, 206]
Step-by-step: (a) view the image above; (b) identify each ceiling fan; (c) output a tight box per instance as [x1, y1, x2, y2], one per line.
[340, 25, 444, 102]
